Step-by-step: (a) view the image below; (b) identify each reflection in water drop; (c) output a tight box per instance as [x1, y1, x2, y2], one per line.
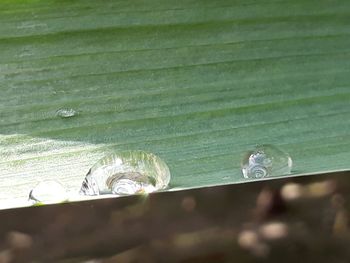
[29, 180, 67, 204]
[80, 151, 171, 196]
[249, 165, 268, 178]
[241, 145, 292, 179]
[56, 108, 77, 118]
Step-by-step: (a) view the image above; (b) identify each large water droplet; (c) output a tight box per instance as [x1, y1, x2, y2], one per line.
[29, 180, 67, 204]
[241, 145, 292, 179]
[56, 108, 77, 118]
[80, 151, 171, 196]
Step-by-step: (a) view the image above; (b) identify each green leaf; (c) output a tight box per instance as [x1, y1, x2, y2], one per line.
[1, 0, 350, 208]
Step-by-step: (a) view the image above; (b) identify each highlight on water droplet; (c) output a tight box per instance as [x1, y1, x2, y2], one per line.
[80, 150, 171, 196]
[29, 180, 68, 205]
[241, 145, 292, 179]
[56, 108, 77, 118]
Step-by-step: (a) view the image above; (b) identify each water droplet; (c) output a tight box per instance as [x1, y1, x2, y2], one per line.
[17, 21, 47, 29]
[29, 180, 67, 204]
[18, 49, 33, 58]
[241, 145, 292, 179]
[56, 108, 77, 118]
[80, 151, 171, 196]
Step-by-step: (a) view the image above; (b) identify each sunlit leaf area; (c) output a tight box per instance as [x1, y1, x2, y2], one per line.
[0, 0, 349, 208]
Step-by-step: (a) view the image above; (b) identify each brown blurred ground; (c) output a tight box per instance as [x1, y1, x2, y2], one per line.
[0, 171, 350, 262]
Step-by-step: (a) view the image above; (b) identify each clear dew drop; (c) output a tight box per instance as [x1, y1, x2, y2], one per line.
[241, 145, 292, 179]
[18, 48, 33, 58]
[80, 151, 171, 196]
[29, 180, 67, 204]
[56, 108, 77, 118]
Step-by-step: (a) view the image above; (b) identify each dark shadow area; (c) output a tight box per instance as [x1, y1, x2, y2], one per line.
[0, 170, 349, 262]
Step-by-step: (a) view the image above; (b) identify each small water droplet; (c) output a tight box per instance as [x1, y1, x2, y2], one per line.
[56, 108, 77, 118]
[29, 180, 67, 204]
[17, 21, 47, 29]
[80, 151, 171, 196]
[241, 145, 292, 179]
[18, 49, 33, 58]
